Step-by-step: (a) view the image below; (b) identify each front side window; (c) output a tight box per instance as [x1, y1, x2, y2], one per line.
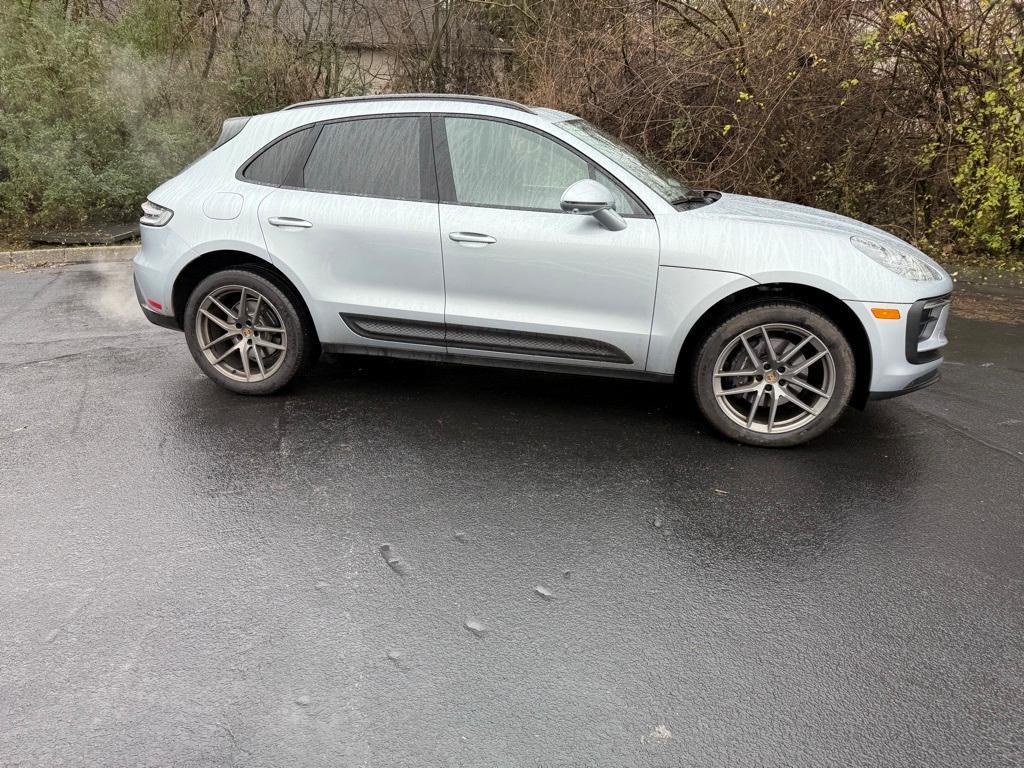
[558, 119, 693, 204]
[303, 116, 424, 200]
[442, 117, 591, 212]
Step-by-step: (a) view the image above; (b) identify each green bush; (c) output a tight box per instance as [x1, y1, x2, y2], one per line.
[948, 72, 1024, 259]
[0, 3, 205, 234]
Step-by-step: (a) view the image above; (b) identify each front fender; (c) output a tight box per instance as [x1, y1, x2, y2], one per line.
[655, 211, 951, 304]
[646, 267, 759, 375]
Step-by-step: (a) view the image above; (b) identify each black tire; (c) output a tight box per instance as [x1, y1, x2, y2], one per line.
[691, 301, 855, 447]
[184, 268, 318, 395]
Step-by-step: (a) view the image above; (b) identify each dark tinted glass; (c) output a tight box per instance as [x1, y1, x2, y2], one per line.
[243, 127, 314, 185]
[303, 117, 422, 200]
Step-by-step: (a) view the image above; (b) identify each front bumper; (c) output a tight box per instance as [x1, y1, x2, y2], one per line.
[848, 293, 950, 400]
[869, 368, 941, 400]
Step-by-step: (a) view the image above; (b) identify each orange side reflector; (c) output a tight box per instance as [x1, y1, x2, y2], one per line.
[871, 307, 901, 320]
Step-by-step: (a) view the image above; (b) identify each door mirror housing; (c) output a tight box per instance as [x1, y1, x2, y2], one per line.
[560, 179, 627, 231]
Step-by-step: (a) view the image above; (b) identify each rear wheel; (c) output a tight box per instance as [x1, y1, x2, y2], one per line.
[184, 269, 316, 395]
[692, 302, 855, 447]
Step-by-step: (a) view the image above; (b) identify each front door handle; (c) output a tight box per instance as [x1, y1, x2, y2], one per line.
[268, 216, 313, 228]
[449, 232, 496, 245]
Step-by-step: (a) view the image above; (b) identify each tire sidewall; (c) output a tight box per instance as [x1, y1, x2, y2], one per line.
[184, 269, 306, 395]
[693, 302, 855, 447]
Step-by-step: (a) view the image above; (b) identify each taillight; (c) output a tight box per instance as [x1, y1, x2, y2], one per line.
[140, 200, 173, 227]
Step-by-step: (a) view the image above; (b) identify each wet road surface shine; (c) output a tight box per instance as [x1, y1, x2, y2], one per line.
[1, 264, 1021, 766]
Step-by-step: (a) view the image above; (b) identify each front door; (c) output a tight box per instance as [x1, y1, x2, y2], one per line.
[258, 114, 446, 348]
[434, 115, 660, 371]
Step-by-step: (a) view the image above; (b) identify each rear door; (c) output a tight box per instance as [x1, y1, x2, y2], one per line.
[434, 115, 660, 371]
[254, 114, 446, 348]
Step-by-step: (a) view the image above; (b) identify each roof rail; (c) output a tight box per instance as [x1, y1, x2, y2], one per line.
[282, 93, 535, 114]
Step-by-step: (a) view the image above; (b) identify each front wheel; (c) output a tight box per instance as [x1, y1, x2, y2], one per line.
[691, 302, 855, 447]
[184, 269, 317, 395]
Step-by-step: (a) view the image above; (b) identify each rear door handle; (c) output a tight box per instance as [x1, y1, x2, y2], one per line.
[449, 232, 496, 245]
[268, 216, 313, 228]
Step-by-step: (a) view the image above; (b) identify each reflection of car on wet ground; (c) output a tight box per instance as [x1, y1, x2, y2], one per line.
[133, 93, 952, 446]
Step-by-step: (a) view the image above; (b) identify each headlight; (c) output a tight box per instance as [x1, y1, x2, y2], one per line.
[140, 200, 173, 227]
[850, 236, 940, 281]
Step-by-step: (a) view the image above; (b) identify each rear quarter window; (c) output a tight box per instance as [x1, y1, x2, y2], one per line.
[242, 127, 316, 186]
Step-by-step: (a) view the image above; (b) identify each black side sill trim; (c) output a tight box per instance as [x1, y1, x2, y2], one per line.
[869, 369, 941, 400]
[341, 313, 632, 364]
[341, 314, 445, 345]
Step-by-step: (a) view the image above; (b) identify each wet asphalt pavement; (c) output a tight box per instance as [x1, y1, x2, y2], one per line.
[1, 262, 1022, 767]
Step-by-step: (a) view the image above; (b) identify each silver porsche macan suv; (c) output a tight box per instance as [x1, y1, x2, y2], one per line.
[134, 94, 952, 447]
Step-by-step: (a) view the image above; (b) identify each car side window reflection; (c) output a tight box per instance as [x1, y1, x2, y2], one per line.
[303, 117, 423, 200]
[444, 117, 636, 214]
[243, 127, 315, 185]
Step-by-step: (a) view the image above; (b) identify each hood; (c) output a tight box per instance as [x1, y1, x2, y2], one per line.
[657, 192, 953, 302]
[705, 193, 912, 250]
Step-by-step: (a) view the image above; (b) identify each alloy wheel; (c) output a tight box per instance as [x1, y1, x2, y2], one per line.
[194, 285, 288, 383]
[712, 323, 836, 435]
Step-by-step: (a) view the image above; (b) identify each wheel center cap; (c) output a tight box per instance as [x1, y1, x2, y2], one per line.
[243, 328, 253, 338]
[765, 370, 779, 384]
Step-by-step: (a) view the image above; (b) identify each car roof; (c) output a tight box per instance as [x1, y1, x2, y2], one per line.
[282, 93, 536, 115]
[277, 94, 580, 124]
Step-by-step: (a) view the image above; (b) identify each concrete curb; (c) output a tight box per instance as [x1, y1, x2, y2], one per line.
[1, 244, 139, 268]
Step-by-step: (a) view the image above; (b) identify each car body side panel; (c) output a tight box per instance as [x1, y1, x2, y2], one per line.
[439, 204, 661, 371]
[257, 189, 445, 349]
[135, 179, 277, 318]
[645, 267, 760, 375]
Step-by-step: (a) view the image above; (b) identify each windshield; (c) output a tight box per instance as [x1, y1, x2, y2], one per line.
[558, 119, 693, 203]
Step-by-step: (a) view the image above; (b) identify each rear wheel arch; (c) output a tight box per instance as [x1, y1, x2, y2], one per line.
[171, 250, 319, 346]
[676, 283, 872, 409]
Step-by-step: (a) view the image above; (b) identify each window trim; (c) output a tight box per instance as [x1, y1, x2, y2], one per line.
[431, 114, 652, 218]
[236, 113, 439, 204]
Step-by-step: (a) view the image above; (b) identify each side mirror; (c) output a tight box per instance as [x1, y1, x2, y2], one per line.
[560, 179, 627, 231]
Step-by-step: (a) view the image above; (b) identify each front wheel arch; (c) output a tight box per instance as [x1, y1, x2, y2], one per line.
[675, 283, 872, 409]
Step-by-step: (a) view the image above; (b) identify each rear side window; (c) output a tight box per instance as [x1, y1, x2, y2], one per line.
[242, 127, 315, 185]
[303, 116, 423, 201]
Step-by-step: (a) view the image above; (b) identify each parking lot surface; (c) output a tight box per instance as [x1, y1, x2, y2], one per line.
[1, 263, 1021, 767]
